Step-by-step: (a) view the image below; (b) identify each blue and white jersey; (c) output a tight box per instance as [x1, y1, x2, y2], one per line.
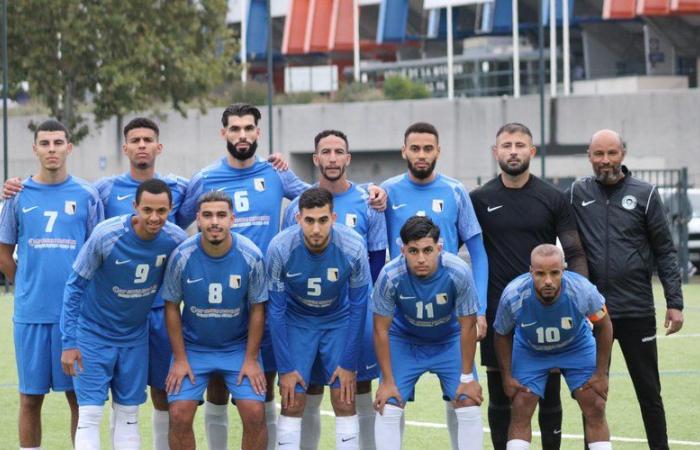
[178, 157, 308, 254]
[282, 182, 387, 252]
[94, 172, 188, 225]
[372, 252, 479, 345]
[494, 271, 605, 354]
[63, 215, 187, 347]
[0, 176, 103, 324]
[266, 223, 371, 373]
[161, 233, 268, 352]
[381, 173, 481, 258]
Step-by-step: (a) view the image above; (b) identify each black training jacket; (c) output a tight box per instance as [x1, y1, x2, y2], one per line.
[567, 167, 683, 319]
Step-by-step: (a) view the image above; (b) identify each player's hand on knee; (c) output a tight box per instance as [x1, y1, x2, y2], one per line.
[476, 316, 488, 341]
[367, 185, 387, 211]
[502, 375, 529, 400]
[166, 359, 194, 395]
[330, 366, 356, 404]
[374, 382, 402, 414]
[580, 372, 609, 401]
[267, 153, 289, 171]
[279, 371, 305, 409]
[61, 349, 83, 376]
[2, 177, 22, 199]
[456, 380, 484, 406]
[238, 356, 267, 396]
[664, 308, 684, 335]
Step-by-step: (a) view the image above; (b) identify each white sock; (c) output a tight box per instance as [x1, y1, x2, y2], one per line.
[374, 405, 403, 450]
[152, 409, 170, 450]
[506, 439, 531, 450]
[356, 392, 376, 450]
[277, 415, 302, 449]
[455, 406, 483, 450]
[445, 402, 458, 450]
[588, 442, 612, 450]
[113, 403, 140, 450]
[109, 404, 116, 444]
[336, 415, 360, 449]
[75, 405, 103, 450]
[300, 393, 323, 450]
[205, 401, 229, 450]
[265, 400, 278, 450]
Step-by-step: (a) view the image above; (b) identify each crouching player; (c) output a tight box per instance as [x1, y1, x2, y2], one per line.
[494, 244, 613, 450]
[162, 191, 268, 450]
[372, 216, 483, 450]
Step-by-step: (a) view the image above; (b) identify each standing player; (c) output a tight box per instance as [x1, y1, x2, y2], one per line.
[60, 179, 188, 449]
[470, 123, 588, 450]
[0, 119, 103, 449]
[493, 244, 612, 450]
[282, 129, 387, 450]
[372, 216, 483, 450]
[267, 187, 372, 450]
[162, 191, 268, 450]
[381, 122, 487, 446]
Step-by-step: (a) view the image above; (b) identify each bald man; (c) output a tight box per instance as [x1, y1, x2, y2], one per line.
[494, 244, 613, 450]
[568, 130, 684, 450]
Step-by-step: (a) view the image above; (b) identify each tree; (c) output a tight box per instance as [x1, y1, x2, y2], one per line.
[7, 0, 237, 143]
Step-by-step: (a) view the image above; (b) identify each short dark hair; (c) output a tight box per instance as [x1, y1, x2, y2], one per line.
[34, 119, 70, 142]
[404, 122, 439, 144]
[400, 216, 441, 244]
[124, 117, 160, 139]
[298, 187, 334, 212]
[495, 122, 532, 139]
[197, 191, 233, 211]
[221, 103, 262, 127]
[135, 179, 172, 206]
[314, 130, 349, 152]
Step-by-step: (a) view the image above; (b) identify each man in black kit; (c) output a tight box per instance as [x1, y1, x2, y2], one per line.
[470, 123, 588, 450]
[568, 129, 683, 450]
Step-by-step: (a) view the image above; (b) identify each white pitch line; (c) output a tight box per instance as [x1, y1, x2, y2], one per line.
[658, 333, 700, 339]
[314, 408, 700, 446]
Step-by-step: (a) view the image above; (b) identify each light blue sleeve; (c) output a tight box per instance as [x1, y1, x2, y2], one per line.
[453, 267, 479, 317]
[278, 169, 310, 200]
[465, 234, 488, 316]
[349, 242, 371, 289]
[0, 197, 18, 244]
[493, 295, 515, 335]
[282, 199, 299, 230]
[86, 193, 105, 237]
[574, 278, 606, 317]
[455, 185, 482, 242]
[93, 177, 113, 207]
[176, 174, 203, 228]
[367, 209, 388, 252]
[266, 243, 295, 374]
[72, 230, 105, 280]
[371, 268, 396, 317]
[247, 255, 268, 305]
[61, 271, 90, 349]
[161, 248, 185, 303]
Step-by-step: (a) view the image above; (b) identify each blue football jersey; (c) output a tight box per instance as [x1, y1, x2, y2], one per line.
[266, 223, 371, 373]
[62, 215, 187, 347]
[372, 252, 479, 345]
[94, 172, 188, 225]
[381, 173, 481, 258]
[161, 233, 267, 351]
[494, 271, 605, 354]
[178, 157, 308, 254]
[282, 182, 387, 252]
[0, 176, 103, 324]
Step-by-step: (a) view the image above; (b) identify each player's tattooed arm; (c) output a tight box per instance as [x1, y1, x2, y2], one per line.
[373, 314, 402, 413]
[164, 301, 195, 394]
[2, 176, 22, 199]
[456, 315, 483, 406]
[239, 303, 267, 395]
[581, 313, 613, 400]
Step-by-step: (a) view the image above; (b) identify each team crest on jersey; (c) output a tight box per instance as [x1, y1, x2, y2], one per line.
[327, 268, 339, 282]
[64, 200, 77, 215]
[561, 317, 574, 330]
[345, 213, 357, 228]
[416, 210, 426, 217]
[436, 293, 448, 305]
[432, 199, 444, 213]
[621, 195, 637, 210]
[254, 178, 266, 192]
[155, 254, 167, 267]
[230, 274, 241, 289]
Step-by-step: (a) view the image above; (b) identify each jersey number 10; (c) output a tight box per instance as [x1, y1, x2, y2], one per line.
[535, 327, 561, 344]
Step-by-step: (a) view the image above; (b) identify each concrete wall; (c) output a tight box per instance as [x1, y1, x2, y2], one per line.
[2, 88, 699, 190]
